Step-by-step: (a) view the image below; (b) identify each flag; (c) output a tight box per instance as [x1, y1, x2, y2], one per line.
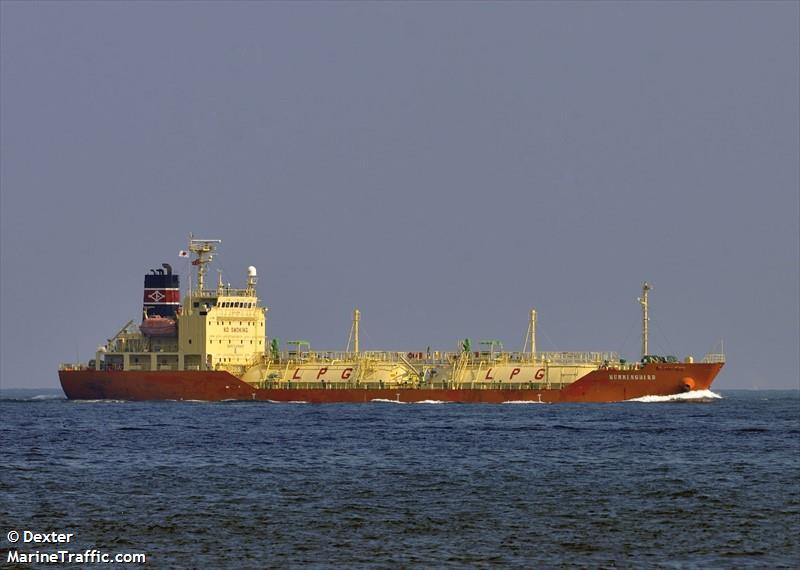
[179, 250, 189, 258]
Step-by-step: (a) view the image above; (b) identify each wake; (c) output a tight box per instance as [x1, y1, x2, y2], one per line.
[627, 389, 722, 403]
[370, 399, 448, 404]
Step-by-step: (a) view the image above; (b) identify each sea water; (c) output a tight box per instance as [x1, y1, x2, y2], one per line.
[1, 389, 798, 568]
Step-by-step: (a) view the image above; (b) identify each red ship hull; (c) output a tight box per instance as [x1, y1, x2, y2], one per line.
[59, 363, 723, 403]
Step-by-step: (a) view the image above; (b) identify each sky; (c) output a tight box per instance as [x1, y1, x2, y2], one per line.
[1, 1, 798, 390]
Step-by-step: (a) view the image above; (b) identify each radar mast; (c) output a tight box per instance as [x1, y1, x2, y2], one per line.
[188, 235, 222, 292]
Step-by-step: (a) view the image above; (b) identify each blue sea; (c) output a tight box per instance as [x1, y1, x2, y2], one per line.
[1, 389, 798, 568]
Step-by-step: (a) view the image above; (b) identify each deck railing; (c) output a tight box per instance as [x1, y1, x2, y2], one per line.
[273, 350, 618, 366]
[702, 353, 726, 363]
[191, 288, 254, 298]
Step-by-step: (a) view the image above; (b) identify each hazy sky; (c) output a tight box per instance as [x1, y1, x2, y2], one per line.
[1, 1, 798, 389]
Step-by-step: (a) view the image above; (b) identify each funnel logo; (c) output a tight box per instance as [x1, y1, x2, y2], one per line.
[147, 290, 165, 302]
[143, 288, 180, 304]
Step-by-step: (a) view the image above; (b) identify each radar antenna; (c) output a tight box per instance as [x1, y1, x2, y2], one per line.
[187, 234, 222, 292]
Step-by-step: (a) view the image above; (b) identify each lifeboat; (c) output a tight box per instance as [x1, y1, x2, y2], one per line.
[140, 315, 177, 337]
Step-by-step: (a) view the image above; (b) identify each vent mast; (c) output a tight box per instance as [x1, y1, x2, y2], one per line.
[637, 282, 651, 358]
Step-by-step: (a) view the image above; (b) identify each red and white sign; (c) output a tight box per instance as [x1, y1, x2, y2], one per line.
[143, 288, 180, 304]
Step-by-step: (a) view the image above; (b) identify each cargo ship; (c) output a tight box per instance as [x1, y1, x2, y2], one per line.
[59, 238, 724, 403]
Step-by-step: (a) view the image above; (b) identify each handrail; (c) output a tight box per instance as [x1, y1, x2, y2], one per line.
[269, 349, 619, 366]
[702, 353, 726, 363]
[537, 351, 618, 364]
[59, 363, 89, 371]
[191, 288, 255, 298]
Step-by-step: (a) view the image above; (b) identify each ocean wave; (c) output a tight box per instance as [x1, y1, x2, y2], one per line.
[502, 400, 547, 404]
[0, 392, 67, 402]
[627, 389, 722, 403]
[370, 399, 449, 404]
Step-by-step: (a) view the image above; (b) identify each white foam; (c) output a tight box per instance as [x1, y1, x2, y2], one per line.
[31, 394, 66, 400]
[502, 400, 547, 404]
[370, 399, 448, 404]
[627, 389, 722, 403]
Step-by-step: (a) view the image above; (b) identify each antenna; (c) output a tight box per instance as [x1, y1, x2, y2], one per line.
[246, 266, 258, 294]
[187, 235, 222, 292]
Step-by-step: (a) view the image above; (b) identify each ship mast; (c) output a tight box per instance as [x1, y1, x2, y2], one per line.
[188, 236, 221, 292]
[347, 308, 360, 353]
[353, 308, 360, 353]
[637, 282, 651, 358]
[524, 309, 537, 360]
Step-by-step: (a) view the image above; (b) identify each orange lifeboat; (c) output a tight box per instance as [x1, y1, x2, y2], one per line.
[140, 315, 177, 337]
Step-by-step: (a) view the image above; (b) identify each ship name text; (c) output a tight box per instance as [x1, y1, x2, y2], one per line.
[609, 374, 656, 380]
